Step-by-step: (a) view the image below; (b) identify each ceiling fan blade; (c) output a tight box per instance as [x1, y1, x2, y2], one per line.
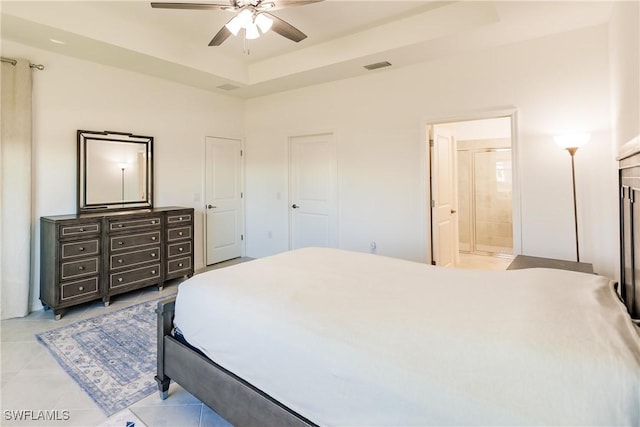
[267, 0, 323, 11]
[267, 13, 307, 42]
[209, 26, 233, 46]
[150, 2, 233, 10]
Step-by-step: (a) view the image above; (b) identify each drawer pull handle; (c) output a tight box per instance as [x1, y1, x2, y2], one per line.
[118, 224, 124, 228]
[179, 247, 184, 252]
[79, 228, 84, 232]
[151, 253, 157, 257]
[118, 241, 124, 245]
[78, 266, 84, 271]
[151, 220, 156, 224]
[151, 236, 157, 241]
[179, 217, 183, 220]
[118, 278, 123, 282]
[78, 286, 84, 291]
[118, 259, 124, 264]
[78, 247, 85, 251]
[151, 270, 156, 275]
[178, 263, 183, 267]
[178, 232, 183, 236]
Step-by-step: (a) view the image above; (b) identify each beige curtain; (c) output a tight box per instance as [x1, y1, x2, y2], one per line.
[1, 59, 33, 319]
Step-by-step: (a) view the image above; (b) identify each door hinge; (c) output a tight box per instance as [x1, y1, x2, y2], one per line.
[241, 234, 244, 241]
[429, 139, 434, 147]
[240, 149, 243, 156]
[430, 200, 435, 208]
[241, 192, 243, 198]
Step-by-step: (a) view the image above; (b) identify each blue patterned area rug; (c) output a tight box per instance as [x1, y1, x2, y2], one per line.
[36, 298, 163, 416]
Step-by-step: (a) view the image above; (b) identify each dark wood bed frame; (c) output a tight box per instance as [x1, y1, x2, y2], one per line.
[154, 147, 640, 427]
[618, 146, 640, 319]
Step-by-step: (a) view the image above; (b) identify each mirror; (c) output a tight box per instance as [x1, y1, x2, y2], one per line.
[78, 130, 153, 213]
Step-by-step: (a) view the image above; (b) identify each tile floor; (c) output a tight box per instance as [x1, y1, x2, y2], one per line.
[1, 258, 250, 427]
[1, 253, 509, 427]
[455, 252, 513, 270]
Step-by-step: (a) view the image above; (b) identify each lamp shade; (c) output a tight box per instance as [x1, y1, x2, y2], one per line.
[553, 133, 591, 149]
[245, 22, 260, 39]
[255, 13, 273, 33]
[225, 9, 253, 36]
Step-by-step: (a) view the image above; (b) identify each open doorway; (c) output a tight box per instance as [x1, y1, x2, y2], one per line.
[428, 115, 518, 270]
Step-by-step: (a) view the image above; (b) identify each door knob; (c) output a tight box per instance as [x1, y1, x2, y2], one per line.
[207, 204, 217, 209]
[292, 204, 300, 209]
[451, 209, 457, 214]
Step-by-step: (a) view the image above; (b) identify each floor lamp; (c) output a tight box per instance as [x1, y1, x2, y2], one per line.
[553, 133, 590, 262]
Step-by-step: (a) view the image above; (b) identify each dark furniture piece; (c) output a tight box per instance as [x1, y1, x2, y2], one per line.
[40, 207, 194, 320]
[619, 147, 640, 319]
[507, 254, 594, 274]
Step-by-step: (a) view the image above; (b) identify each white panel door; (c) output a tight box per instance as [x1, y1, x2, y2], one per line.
[205, 137, 243, 265]
[289, 133, 337, 250]
[431, 127, 456, 267]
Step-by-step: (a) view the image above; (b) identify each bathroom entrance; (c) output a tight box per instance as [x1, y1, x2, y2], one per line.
[428, 114, 518, 269]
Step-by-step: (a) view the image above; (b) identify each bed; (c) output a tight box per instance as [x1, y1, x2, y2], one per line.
[154, 151, 640, 427]
[155, 247, 640, 426]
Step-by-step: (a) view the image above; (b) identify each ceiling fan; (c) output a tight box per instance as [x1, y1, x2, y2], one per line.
[150, 0, 323, 46]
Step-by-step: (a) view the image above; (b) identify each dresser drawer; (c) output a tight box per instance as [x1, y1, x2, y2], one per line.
[110, 264, 161, 289]
[60, 222, 100, 238]
[61, 239, 100, 259]
[167, 226, 192, 242]
[168, 241, 192, 258]
[110, 246, 161, 269]
[110, 231, 161, 251]
[61, 277, 99, 301]
[167, 213, 192, 226]
[60, 257, 99, 280]
[109, 216, 162, 231]
[167, 256, 192, 275]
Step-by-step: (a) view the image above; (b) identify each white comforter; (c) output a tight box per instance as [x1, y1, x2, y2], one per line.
[174, 248, 640, 426]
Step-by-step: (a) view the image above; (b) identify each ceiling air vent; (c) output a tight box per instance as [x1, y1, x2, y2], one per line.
[217, 83, 241, 91]
[363, 61, 392, 71]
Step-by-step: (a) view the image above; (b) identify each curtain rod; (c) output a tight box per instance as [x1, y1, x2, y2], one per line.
[1, 56, 45, 70]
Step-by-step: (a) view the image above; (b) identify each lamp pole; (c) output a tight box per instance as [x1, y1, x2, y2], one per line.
[567, 147, 580, 262]
[554, 133, 589, 263]
[121, 167, 125, 202]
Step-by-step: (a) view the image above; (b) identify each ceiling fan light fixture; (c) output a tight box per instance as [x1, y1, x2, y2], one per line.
[238, 9, 254, 26]
[245, 22, 260, 39]
[225, 15, 244, 36]
[255, 13, 273, 33]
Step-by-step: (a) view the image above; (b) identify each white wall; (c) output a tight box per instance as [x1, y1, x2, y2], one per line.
[1, 40, 244, 312]
[4, 17, 632, 313]
[244, 25, 618, 278]
[447, 117, 512, 141]
[609, 1, 640, 150]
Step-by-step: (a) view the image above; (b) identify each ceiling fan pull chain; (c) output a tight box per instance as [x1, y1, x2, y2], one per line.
[244, 34, 251, 55]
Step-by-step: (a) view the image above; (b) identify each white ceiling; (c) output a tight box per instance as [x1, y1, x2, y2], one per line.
[1, 1, 614, 98]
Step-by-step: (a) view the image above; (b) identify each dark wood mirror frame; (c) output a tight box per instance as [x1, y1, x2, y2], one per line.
[77, 130, 153, 213]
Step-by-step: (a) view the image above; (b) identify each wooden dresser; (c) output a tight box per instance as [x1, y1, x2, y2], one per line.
[40, 207, 194, 319]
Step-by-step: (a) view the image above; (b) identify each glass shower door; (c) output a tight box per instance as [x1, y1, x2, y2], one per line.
[473, 149, 513, 254]
[457, 148, 513, 256]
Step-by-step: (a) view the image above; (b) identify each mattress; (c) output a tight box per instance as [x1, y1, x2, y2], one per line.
[174, 247, 640, 426]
